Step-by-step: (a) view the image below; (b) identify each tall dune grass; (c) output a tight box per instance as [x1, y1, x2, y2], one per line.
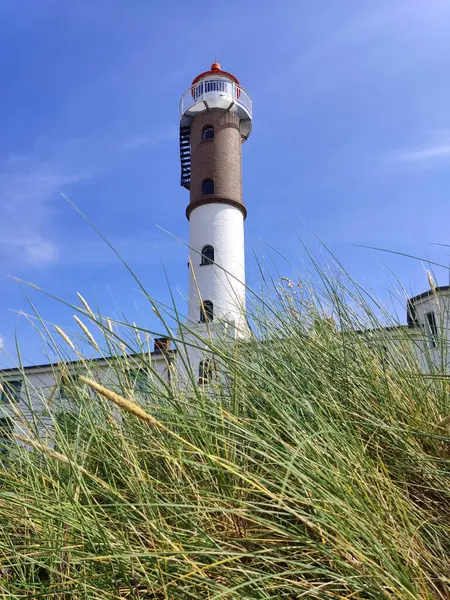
[0, 255, 449, 598]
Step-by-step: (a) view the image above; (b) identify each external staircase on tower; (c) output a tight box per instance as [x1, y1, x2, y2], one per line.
[179, 125, 191, 189]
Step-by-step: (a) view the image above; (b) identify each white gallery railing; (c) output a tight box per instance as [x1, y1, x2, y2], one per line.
[179, 80, 252, 119]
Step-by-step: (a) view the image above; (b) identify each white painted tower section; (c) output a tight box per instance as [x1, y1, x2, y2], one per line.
[188, 203, 247, 334]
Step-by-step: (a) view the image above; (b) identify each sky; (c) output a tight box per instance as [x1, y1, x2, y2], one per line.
[1, 0, 450, 367]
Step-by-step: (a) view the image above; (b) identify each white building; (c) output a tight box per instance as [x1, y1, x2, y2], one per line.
[406, 286, 450, 370]
[0, 339, 175, 451]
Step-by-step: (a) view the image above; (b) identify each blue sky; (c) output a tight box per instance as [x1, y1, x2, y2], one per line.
[1, 0, 450, 367]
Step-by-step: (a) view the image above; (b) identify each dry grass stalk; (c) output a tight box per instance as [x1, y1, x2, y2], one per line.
[73, 315, 100, 351]
[54, 326, 76, 351]
[14, 434, 115, 493]
[15, 434, 72, 465]
[427, 270, 437, 295]
[437, 414, 450, 431]
[79, 376, 162, 429]
[76, 292, 95, 317]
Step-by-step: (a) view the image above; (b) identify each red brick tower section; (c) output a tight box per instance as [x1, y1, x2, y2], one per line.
[186, 109, 246, 220]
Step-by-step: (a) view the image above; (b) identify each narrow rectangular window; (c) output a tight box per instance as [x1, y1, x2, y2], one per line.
[59, 379, 70, 401]
[59, 374, 79, 401]
[0, 416, 14, 457]
[425, 311, 438, 348]
[200, 300, 214, 323]
[406, 300, 419, 328]
[1, 380, 22, 404]
[126, 369, 148, 393]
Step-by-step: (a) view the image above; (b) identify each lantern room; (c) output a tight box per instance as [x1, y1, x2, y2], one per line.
[179, 62, 252, 140]
[179, 62, 252, 189]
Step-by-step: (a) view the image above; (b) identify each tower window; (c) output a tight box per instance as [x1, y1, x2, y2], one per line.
[200, 300, 214, 323]
[202, 126, 214, 141]
[425, 311, 438, 348]
[1, 380, 22, 404]
[201, 245, 214, 265]
[198, 359, 213, 385]
[202, 178, 214, 195]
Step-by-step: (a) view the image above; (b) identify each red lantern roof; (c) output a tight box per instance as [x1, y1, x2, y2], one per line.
[192, 62, 240, 86]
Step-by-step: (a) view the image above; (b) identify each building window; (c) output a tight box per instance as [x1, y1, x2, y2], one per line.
[1, 380, 22, 404]
[54, 410, 78, 446]
[126, 368, 148, 393]
[425, 311, 438, 348]
[202, 126, 214, 141]
[200, 300, 214, 323]
[200, 245, 214, 265]
[59, 377, 72, 401]
[198, 359, 213, 385]
[406, 300, 419, 328]
[59, 373, 81, 401]
[0, 416, 14, 457]
[202, 178, 214, 195]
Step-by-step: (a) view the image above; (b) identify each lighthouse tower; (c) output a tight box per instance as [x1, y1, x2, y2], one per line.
[179, 62, 252, 380]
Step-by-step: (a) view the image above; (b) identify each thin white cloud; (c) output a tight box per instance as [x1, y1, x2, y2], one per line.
[0, 159, 89, 267]
[392, 132, 450, 164]
[393, 144, 450, 163]
[0, 123, 174, 269]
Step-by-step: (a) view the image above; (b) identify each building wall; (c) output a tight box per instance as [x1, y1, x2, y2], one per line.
[408, 290, 450, 370]
[365, 289, 450, 372]
[0, 353, 173, 449]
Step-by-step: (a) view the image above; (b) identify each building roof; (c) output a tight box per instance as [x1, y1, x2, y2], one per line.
[191, 62, 240, 86]
[0, 349, 176, 376]
[409, 285, 449, 304]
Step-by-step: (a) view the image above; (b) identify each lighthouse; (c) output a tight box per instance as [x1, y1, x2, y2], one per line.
[178, 62, 252, 382]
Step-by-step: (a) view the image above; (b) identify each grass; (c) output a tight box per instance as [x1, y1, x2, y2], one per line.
[0, 254, 449, 598]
